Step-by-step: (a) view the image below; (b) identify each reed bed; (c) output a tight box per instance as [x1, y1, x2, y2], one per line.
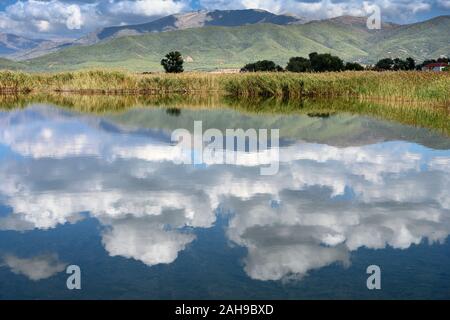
[0, 70, 449, 103]
[0, 70, 222, 94]
[222, 71, 450, 103]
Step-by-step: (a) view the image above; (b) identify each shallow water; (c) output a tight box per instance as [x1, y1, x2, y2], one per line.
[0, 102, 450, 299]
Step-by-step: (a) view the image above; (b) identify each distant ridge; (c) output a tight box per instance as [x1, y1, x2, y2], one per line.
[0, 33, 45, 55]
[3, 9, 305, 60]
[76, 9, 304, 45]
[325, 15, 399, 29]
[0, 12, 448, 71]
[0, 32, 74, 60]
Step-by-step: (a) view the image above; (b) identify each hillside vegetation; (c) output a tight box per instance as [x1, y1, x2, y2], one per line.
[0, 58, 24, 70]
[1, 16, 448, 72]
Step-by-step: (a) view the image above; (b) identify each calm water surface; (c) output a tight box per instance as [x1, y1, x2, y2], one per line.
[0, 102, 449, 299]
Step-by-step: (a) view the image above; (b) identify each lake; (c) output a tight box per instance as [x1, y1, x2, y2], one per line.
[0, 96, 449, 299]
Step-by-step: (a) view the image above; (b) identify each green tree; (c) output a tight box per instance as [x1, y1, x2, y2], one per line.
[286, 57, 311, 72]
[161, 51, 184, 73]
[241, 60, 283, 72]
[392, 58, 409, 70]
[423, 59, 437, 65]
[375, 58, 394, 70]
[345, 62, 365, 71]
[405, 57, 416, 70]
[309, 52, 344, 72]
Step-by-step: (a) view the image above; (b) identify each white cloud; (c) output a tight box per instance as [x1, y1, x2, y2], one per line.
[5, 0, 85, 30]
[36, 20, 50, 31]
[244, 242, 349, 281]
[108, 0, 188, 16]
[1, 254, 67, 281]
[0, 0, 444, 38]
[65, 4, 83, 29]
[438, 0, 450, 9]
[0, 105, 449, 278]
[199, 0, 435, 21]
[102, 219, 195, 266]
[0, 0, 188, 37]
[223, 188, 449, 280]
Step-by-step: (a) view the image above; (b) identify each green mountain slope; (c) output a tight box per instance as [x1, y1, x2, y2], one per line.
[0, 58, 24, 70]
[367, 16, 450, 60]
[89, 9, 302, 43]
[15, 23, 371, 72]
[4, 15, 450, 72]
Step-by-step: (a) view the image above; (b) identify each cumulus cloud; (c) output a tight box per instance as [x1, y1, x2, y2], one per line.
[224, 188, 449, 280]
[1, 254, 67, 281]
[1, 0, 86, 33]
[0, 0, 189, 37]
[438, 0, 450, 9]
[0, 0, 446, 38]
[244, 242, 349, 281]
[199, 0, 436, 21]
[0, 105, 449, 278]
[102, 218, 195, 265]
[107, 0, 188, 17]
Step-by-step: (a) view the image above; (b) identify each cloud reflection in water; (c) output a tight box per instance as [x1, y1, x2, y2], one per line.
[0, 106, 449, 280]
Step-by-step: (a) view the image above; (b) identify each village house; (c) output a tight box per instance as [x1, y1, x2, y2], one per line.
[210, 68, 241, 74]
[422, 62, 449, 72]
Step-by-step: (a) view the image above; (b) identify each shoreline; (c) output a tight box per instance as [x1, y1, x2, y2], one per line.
[1, 90, 448, 107]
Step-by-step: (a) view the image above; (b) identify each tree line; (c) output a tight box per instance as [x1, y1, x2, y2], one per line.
[241, 53, 356, 73]
[159, 51, 449, 73]
[241, 53, 449, 73]
[374, 57, 448, 71]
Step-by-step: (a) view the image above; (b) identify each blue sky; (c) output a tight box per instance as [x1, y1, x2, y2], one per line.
[0, 0, 448, 39]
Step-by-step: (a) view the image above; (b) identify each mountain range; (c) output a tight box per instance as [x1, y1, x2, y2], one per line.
[0, 33, 72, 60]
[0, 9, 448, 72]
[0, 33, 48, 56]
[79, 9, 304, 45]
[2, 9, 304, 59]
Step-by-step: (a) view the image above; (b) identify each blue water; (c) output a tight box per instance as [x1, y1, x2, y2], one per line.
[0, 104, 449, 299]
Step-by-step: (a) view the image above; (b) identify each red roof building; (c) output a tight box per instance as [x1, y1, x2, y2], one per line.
[422, 62, 449, 72]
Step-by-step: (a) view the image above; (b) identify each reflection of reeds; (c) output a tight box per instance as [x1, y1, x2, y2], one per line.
[0, 93, 223, 112]
[224, 97, 450, 136]
[0, 70, 449, 103]
[1, 93, 448, 136]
